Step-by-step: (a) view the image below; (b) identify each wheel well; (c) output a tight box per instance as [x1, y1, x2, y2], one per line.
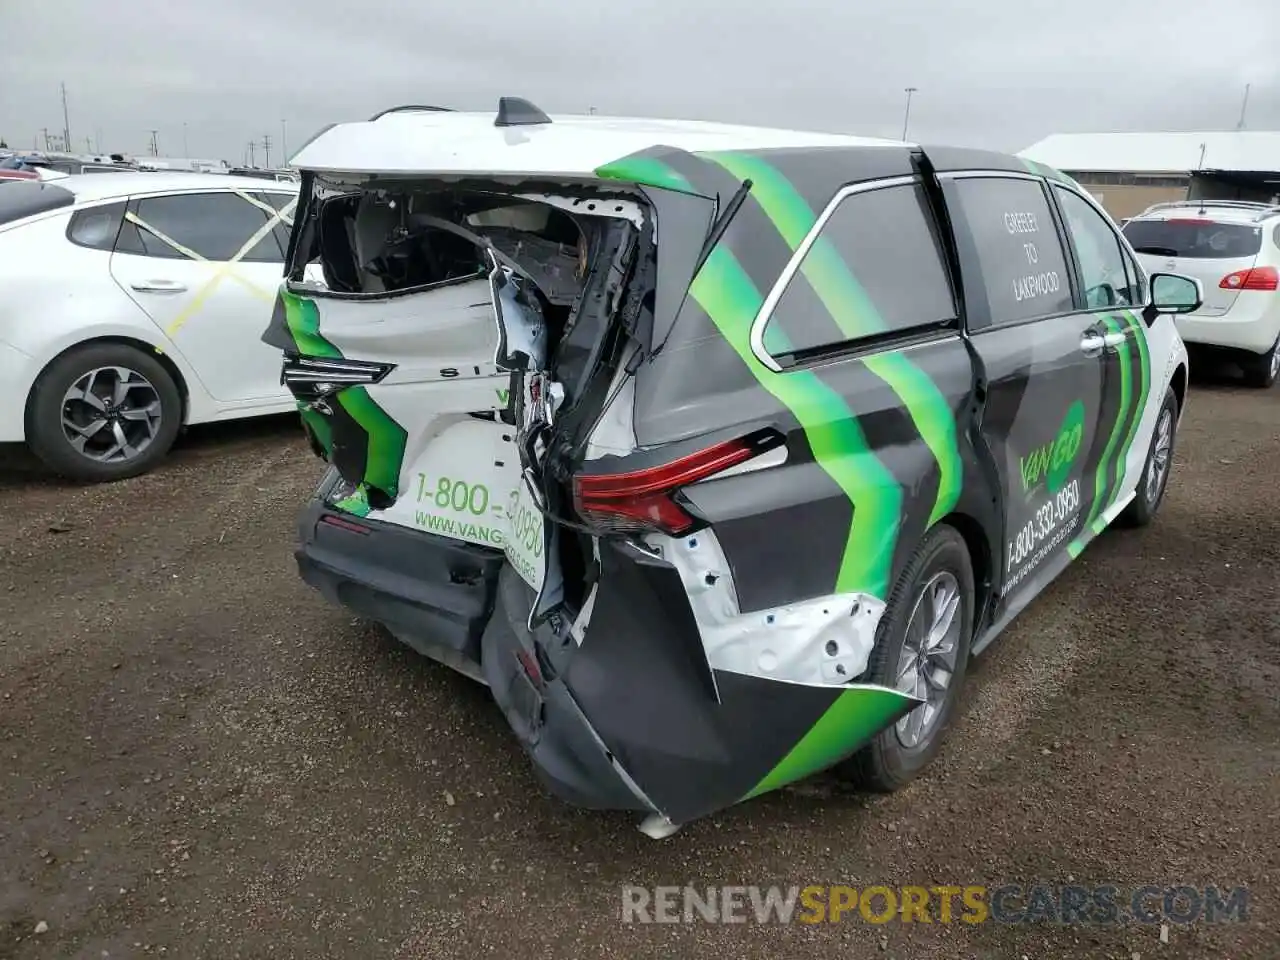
[1170, 362, 1187, 413]
[28, 336, 190, 425]
[937, 512, 993, 637]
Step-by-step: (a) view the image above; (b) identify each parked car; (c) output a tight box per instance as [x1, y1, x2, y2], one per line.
[0, 172, 300, 480]
[0, 156, 41, 182]
[1124, 200, 1280, 387]
[267, 100, 1196, 832]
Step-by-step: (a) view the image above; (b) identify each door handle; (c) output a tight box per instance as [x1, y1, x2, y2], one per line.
[1101, 331, 1128, 348]
[130, 280, 187, 294]
[1079, 332, 1106, 357]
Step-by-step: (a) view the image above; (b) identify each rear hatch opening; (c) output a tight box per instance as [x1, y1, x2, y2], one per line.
[266, 172, 657, 608]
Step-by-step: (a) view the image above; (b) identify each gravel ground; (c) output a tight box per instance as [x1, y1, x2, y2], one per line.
[1, 375, 1277, 960]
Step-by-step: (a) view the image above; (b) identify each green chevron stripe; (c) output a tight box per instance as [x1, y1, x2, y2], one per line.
[280, 288, 340, 359]
[1112, 310, 1151, 500]
[743, 686, 915, 798]
[333, 389, 409, 500]
[594, 154, 702, 195]
[699, 150, 963, 525]
[1082, 314, 1131, 533]
[279, 288, 409, 500]
[599, 153, 906, 594]
[689, 246, 903, 598]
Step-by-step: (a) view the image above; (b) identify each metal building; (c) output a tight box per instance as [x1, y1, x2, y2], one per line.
[1018, 131, 1280, 220]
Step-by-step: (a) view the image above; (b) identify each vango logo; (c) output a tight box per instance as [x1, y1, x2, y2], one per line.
[1020, 400, 1085, 495]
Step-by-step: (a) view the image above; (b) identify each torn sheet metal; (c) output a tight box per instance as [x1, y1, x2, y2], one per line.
[649, 528, 885, 687]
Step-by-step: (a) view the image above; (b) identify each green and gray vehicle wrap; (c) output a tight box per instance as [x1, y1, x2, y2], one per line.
[267, 142, 1185, 827]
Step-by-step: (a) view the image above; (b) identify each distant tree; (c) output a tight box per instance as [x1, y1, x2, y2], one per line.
[0, 138, 8, 149]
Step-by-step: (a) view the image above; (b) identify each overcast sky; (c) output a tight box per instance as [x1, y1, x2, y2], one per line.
[2, 0, 1277, 163]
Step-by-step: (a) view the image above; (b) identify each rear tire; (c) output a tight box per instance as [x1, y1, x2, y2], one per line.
[1242, 338, 1280, 389]
[1117, 386, 1178, 528]
[25, 342, 182, 482]
[839, 524, 974, 793]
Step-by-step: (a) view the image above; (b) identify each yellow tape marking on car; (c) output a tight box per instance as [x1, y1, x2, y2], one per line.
[122, 192, 299, 338]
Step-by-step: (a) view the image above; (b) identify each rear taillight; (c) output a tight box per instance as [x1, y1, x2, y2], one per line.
[1219, 266, 1279, 291]
[572, 431, 782, 536]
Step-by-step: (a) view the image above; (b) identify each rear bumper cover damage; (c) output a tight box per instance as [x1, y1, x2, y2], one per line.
[483, 542, 920, 826]
[295, 476, 504, 674]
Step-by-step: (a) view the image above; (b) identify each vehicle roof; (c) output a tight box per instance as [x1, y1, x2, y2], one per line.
[291, 110, 914, 177]
[1128, 202, 1280, 225]
[58, 171, 297, 204]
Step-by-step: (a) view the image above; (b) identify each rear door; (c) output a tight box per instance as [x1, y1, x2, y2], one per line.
[941, 171, 1116, 614]
[109, 189, 293, 403]
[1123, 213, 1264, 317]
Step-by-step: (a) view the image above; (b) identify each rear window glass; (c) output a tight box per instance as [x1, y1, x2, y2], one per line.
[0, 180, 75, 227]
[1123, 218, 1263, 259]
[761, 182, 957, 358]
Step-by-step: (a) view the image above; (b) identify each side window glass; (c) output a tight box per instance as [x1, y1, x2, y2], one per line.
[66, 201, 126, 251]
[124, 192, 280, 263]
[761, 181, 955, 358]
[1053, 186, 1134, 309]
[258, 191, 298, 259]
[1120, 244, 1147, 306]
[949, 176, 1074, 326]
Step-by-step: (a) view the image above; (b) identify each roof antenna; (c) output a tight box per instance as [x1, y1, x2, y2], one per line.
[495, 97, 552, 127]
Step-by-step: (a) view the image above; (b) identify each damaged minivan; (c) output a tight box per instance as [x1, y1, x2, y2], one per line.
[265, 100, 1196, 834]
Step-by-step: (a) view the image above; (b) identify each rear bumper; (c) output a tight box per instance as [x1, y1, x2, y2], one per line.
[481, 542, 913, 825]
[481, 566, 653, 812]
[1176, 312, 1280, 355]
[295, 475, 504, 672]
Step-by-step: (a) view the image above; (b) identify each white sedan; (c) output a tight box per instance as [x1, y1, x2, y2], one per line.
[0, 172, 299, 480]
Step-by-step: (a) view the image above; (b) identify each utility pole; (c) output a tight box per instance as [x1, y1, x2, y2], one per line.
[85, 137, 92, 153]
[901, 86, 918, 141]
[41, 127, 50, 151]
[261, 133, 272, 169]
[248, 140, 256, 167]
[281, 119, 288, 163]
[1236, 83, 1251, 131]
[183, 122, 189, 157]
[95, 127, 103, 153]
[61, 82, 71, 154]
[147, 129, 159, 157]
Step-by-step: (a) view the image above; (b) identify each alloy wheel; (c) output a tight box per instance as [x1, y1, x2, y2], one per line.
[1145, 408, 1174, 505]
[894, 571, 962, 749]
[1270, 344, 1280, 383]
[60, 366, 163, 463]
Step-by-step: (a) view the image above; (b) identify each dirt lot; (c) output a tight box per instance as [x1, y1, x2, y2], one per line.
[1, 374, 1277, 960]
